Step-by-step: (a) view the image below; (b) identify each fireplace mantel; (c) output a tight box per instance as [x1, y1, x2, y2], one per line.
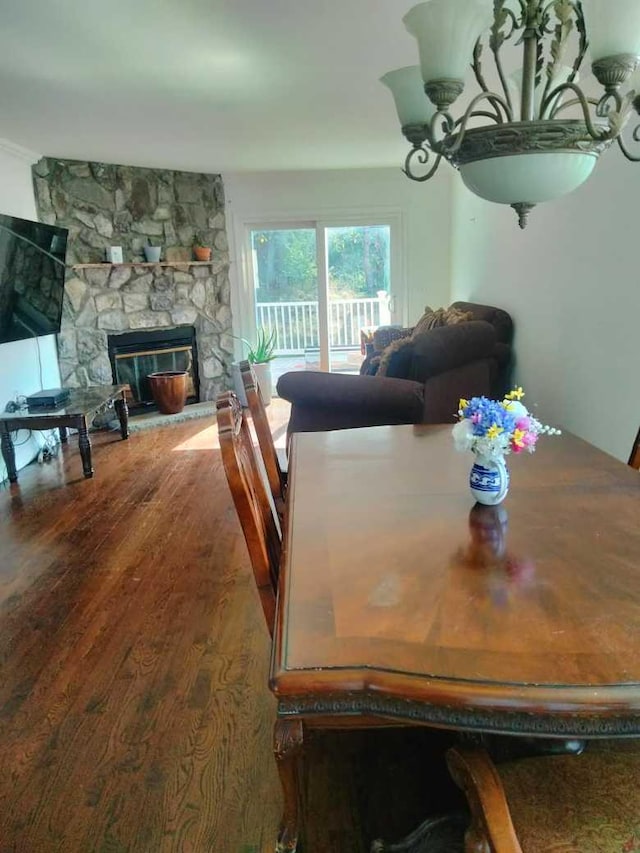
[72, 262, 216, 270]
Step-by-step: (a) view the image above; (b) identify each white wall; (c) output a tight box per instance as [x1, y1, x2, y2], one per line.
[224, 167, 453, 343]
[0, 138, 61, 482]
[450, 150, 640, 462]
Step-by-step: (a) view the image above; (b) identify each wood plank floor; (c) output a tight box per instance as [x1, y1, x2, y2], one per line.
[0, 408, 463, 852]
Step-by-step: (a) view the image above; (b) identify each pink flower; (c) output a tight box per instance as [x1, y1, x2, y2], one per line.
[516, 417, 531, 431]
[523, 432, 538, 447]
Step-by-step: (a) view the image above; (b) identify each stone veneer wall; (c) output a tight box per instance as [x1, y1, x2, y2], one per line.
[59, 263, 231, 400]
[32, 158, 233, 400]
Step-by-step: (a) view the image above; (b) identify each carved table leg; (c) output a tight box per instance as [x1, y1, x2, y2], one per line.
[77, 419, 94, 479]
[59, 426, 68, 444]
[274, 718, 304, 852]
[114, 395, 129, 440]
[1, 421, 17, 483]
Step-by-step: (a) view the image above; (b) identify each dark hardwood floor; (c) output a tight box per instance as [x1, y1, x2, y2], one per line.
[0, 413, 463, 852]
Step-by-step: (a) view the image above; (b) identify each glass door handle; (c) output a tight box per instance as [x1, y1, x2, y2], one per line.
[388, 295, 396, 314]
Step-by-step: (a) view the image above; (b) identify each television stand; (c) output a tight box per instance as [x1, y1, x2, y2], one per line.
[0, 385, 129, 483]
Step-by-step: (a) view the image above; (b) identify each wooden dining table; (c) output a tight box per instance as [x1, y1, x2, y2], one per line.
[269, 424, 640, 851]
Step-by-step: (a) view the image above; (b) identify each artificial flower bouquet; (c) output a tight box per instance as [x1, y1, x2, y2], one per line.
[453, 387, 561, 462]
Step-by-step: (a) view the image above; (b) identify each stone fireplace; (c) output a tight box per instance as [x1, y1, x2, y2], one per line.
[32, 158, 234, 403]
[58, 260, 230, 401]
[108, 326, 198, 411]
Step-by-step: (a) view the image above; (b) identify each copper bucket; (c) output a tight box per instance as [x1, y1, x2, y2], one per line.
[148, 371, 188, 414]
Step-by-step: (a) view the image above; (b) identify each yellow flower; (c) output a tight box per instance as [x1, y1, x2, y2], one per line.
[458, 398, 468, 413]
[512, 428, 526, 448]
[506, 386, 525, 401]
[486, 424, 503, 440]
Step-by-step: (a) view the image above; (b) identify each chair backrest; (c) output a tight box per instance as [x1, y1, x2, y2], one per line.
[216, 391, 281, 635]
[629, 426, 640, 470]
[239, 359, 286, 505]
[447, 743, 640, 853]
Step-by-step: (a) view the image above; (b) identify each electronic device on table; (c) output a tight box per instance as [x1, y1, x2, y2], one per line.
[25, 388, 71, 409]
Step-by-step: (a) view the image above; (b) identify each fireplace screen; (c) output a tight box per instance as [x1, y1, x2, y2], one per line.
[108, 326, 199, 411]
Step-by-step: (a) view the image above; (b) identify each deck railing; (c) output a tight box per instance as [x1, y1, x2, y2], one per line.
[256, 292, 390, 354]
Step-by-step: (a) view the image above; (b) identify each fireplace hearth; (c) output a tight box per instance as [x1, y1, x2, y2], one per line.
[108, 327, 199, 411]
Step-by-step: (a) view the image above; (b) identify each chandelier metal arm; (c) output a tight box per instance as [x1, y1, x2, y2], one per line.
[538, 0, 585, 118]
[541, 82, 616, 139]
[403, 147, 443, 182]
[457, 111, 508, 125]
[427, 109, 456, 150]
[486, 2, 520, 116]
[434, 91, 513, 157]
[492, 41, 515, 119]
[618, 127, 640, 162]
[472, 40, 510, 123]
[549, 96, 600, 118]
[595, 89, 624, 120]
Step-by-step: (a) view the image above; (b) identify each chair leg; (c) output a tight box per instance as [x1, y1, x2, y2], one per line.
[446, 747, 523, 853]
[274, 718, 304, 852]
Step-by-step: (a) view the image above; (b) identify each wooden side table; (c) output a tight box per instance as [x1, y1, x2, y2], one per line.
[0, 385, 129, 483]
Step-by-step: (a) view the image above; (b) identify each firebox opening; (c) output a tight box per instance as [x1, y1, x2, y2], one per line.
[108, 326, 199, 412]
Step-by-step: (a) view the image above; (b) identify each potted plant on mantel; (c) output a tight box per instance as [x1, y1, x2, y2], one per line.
[193, 244, 212, 262]
[234, 327, 277, 405]
[143, 238, 162, 263]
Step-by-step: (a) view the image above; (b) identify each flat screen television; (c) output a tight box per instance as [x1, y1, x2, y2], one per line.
[0, 212, 68, 345]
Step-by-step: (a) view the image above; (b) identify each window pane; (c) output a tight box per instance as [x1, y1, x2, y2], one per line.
[251, 228, 319, 384]
[326, 225, 391, 374]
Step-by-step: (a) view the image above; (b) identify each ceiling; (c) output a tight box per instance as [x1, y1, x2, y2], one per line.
[0, 0, 423, 174]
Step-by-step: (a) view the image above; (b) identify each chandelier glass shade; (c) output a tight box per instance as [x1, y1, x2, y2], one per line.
[381, 0, 640, 227]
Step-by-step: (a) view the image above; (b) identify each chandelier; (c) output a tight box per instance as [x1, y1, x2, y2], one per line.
[381, 0, 640, 228]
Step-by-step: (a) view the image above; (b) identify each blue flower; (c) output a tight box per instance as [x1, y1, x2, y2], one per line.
[462, 397, 516, 437]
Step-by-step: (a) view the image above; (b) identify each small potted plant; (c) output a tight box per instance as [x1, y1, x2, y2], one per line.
[193, 244, 212, 262]
[235, 327, 277, 404]
[143, 238, 162, 263]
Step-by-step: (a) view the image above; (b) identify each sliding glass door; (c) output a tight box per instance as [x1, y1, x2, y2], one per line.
[246, 217, 400, 382]
[326, 225, 391, 373]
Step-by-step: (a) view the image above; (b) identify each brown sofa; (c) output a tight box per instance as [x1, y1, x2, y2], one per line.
[277, 302, 513, 436]
[362, 301, 513, 398]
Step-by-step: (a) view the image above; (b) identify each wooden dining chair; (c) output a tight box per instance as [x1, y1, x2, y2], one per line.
[629, 425, 640, 470]
[216, 391, 281, 635]
[239, 359, 287, 514]
[446, 742, 640, 852]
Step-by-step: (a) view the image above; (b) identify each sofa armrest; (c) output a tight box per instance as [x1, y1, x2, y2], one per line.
[276, 371, 424, 433]
[422, 360, 493, 424]
[403, 321, 497, 383]
[449, 301, 513, 346]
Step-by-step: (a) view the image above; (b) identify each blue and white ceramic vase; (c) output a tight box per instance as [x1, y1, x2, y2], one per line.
[469, 454, 510, 506]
